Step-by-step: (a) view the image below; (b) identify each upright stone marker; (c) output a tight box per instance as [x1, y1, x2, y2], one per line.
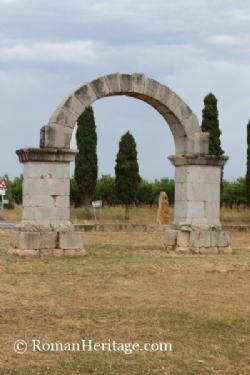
[157, 192, 169, 225]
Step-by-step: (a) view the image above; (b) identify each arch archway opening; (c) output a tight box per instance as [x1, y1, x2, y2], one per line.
[10, 73, 231, 257]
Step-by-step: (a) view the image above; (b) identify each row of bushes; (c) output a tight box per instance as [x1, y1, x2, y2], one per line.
[71, 175, 175, 206]
[1, 174, 249, 208]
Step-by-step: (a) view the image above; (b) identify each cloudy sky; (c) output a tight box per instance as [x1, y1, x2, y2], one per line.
[0, 0, 249, 180]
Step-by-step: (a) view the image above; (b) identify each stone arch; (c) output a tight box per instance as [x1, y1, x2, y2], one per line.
[10, 73, 231, 257]
[40, 73, 209, 155]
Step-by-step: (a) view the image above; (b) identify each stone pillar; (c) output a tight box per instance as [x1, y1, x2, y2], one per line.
[10, 148, 85, 257]
[165, 155, 232, 254]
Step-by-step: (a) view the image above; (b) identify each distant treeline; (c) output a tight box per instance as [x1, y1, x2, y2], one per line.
[1, 174, 248, 208]
[71, 175, 175, 206]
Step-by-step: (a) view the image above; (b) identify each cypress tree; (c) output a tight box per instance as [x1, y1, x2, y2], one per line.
[246, 119, 250, 206]
[201, 93, 224, 156]
[74, 106, 98, 215]
[115, 131, 140, 219]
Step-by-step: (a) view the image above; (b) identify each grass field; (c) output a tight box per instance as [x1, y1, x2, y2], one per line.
[0, 229, 250, 374]
[2, 204, 250, 224]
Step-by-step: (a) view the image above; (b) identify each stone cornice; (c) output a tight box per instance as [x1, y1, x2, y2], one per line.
[16, 148, 78, 163]
[168, 154, 229, 167]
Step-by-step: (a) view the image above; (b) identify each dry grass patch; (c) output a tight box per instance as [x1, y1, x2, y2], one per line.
[0, 230, 249, 374]
[2, 205, 250, 224]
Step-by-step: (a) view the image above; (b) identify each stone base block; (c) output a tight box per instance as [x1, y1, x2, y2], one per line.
[9, 248, 86, 257]
[165, 228, 232, 255]
[10, 228, 85, 257]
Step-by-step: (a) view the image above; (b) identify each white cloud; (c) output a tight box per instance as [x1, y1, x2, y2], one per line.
[0, 0, 27, 4]
[209, 34, 250, 46]
[0, 38, 204, 72]
[227, 7, 250, 22]
[0, 40, 99, 63]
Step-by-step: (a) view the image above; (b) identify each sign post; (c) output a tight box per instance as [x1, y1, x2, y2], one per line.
[0, 180, 7, 212]
[91, 200, 102, 221]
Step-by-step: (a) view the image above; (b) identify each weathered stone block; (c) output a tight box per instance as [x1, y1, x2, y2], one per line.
[189, 230, 200, 247]
[106, 73, 121, 92]
[74, 84, 98, 106]
[165, 230, 178, 246]
[186, 183, 218, 202]
[187, 132, 209, 154]
[174, 201, 188, 220]
[211, 231, 219, 246]
[175, 167, 187, 183]
[176, 182, 215, 201]
[64, 249, 86, 256]
[144, 78, 161, 98]
[165, 245, 176, 253]
[218, 231, 231, 247]
[177, 231, 190, 247]
[218, 246, 232, 254]
[89, 77, 110, 98]
[165, 228, 231, 255]
[23, 195, 69, 209]
[152, 84, 172, 105]
[175, 247, 189, 254]
[23, 194, 54, 208]
[55, 196, 70, 208]
[182, 114, 201, 136]
[11, 231, 57, 250]
[59, 231, 83, 250]
[49, 108, 78, 129]
[119, 74, 133, 92]
[198, 231, 211, 247]
[199, 246, 217, 254]
[53, 249, 65, 256]
[186, 201, 205, 219]
[23, 162, 70, 179]
[205, 202, 220, 221]
[23, 178, 69, 196]
[40, 249, 54, 257]
[60, 93, 86, 116]
[187, 166, 221, 184]
[41, 124, 73, 148]
[40, 249, 64, 257]
[162, 92, 181, 114]
[173, 134, 187, 154]
[22, 207, 69, 221]
[10, 248, 39, 257]
[131, 73, 145, 93]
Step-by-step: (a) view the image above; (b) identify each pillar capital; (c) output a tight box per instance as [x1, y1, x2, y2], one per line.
[168, 154, 228, 167]
[16, 148, 78, 164]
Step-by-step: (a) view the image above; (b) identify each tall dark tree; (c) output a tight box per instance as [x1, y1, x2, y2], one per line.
[246, 119, 250, 206]
[201, 93, 224, 156]
[115, 131, 140, 219]
[201, 93, 224, 197]
[74, 106, 98, 215]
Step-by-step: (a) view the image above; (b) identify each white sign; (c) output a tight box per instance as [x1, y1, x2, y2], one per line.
[3, 199, 9, 204]
[0, 189, 6, 196]
[92, 200, 102, 208]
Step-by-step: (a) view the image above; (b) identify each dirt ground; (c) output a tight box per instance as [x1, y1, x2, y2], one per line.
[0, 229, 249, 374]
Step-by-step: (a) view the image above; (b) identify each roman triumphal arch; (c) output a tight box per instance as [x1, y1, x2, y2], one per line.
[10, 73, 231, 256]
